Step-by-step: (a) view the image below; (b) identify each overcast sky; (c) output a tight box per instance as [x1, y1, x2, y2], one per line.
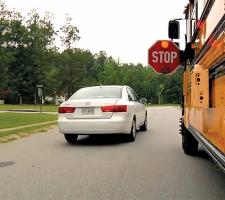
[5, 0, 187, 65]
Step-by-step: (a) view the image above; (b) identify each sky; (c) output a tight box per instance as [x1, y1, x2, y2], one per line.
[5, 0, 188, 65]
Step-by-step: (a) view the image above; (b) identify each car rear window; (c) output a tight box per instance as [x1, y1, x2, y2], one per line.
[69, 87, 122, 99]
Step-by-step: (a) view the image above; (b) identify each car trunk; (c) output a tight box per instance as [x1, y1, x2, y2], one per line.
[62, 98, 119, 119]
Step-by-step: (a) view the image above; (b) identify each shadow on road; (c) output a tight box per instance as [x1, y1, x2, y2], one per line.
[58, 130, 147, 147]
[75, 134, 130, 146]
[195, 146, 225, 173]
[196, 147, 211, 160]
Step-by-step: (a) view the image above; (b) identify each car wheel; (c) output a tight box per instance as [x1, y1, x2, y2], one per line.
[128, 118, 136, 142]
[182, 126, 198, 155]
[64, 134, 78, 144]
[140, 113, 147, 131]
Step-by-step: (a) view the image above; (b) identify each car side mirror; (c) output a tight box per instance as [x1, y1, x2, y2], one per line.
[139, 98, 147, 104]
[168, 20, 180, 39]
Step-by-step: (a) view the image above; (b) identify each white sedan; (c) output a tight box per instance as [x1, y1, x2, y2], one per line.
[58, 85, 147, 143]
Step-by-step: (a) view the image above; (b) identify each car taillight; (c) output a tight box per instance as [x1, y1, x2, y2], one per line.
[101, 105, 127, 112]
[58, 107, 76, 113]
[101, 105, 114, 112]
[114, 105, 127, 112]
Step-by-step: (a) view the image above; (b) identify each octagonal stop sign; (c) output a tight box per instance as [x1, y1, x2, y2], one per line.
[148, 40, 180, 74]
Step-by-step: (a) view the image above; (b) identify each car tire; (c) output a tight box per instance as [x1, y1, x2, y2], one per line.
[140, 113, 147, 131]
[127, 118, 136, 142]
[182, 126, 198, 155]
[64, 134, 78, 144]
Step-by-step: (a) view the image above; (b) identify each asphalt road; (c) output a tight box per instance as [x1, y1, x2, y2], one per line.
[1, 107, 225, 200]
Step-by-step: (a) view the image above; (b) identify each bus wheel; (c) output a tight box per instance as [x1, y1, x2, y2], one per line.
[182, 126, 198, 155]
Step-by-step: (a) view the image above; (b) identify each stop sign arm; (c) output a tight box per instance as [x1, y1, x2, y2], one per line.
[148, 40, 181, 74]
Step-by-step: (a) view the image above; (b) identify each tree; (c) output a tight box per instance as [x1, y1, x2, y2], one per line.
[24, 10, 55, 103]
[0, 1, 25, 102]
[162, 68, 183, 104]
[56, 49, 94, 97]
[6, 9, 56, 103]
[60, 14, 80, 50]
[92, 51, 107, 79]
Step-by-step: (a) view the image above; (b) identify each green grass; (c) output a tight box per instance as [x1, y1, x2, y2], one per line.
[0, 104, 58, 112]
[0, 122, 57, 142]
[0, 113, 57, 129]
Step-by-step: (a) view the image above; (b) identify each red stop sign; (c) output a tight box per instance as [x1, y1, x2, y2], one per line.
[148, 40, 180, 74]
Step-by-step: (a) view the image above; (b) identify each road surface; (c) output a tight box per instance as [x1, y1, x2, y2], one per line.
[1, 107, 225, 200]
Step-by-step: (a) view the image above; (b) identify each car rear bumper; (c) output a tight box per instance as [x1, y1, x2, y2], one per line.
[58, 114, 132, 134]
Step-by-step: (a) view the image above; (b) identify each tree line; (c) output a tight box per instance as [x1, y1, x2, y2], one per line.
[0, 1, 183, 104]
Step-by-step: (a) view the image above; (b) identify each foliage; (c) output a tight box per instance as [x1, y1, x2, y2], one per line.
[60, 14, 80, 49]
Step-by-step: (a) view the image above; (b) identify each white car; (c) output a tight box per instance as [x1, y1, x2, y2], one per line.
[58, 85, 147, 143]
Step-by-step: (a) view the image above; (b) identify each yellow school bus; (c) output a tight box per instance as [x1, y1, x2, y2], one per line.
[169, 0, 225, 169]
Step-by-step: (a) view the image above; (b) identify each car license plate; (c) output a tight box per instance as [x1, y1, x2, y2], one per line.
[81, 107, 94, 115]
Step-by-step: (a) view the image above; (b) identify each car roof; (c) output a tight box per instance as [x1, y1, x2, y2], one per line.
[80, 85, 127, 89]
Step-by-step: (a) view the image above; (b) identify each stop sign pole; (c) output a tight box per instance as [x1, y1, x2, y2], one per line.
[148, 40, 180, 74]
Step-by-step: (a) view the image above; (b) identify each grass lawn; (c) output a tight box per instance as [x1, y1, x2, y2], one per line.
[0, 122, 57, 142]
[0, 113, 57, 129]
[0, 104, 58, 112]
